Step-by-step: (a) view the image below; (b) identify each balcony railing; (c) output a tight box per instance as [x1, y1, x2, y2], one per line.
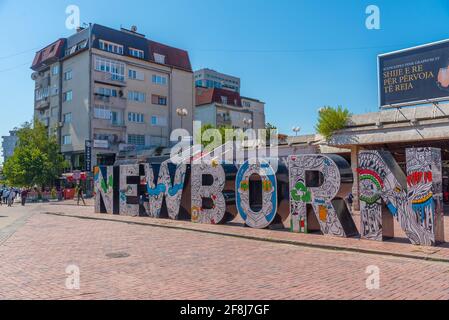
[35, 77, 50, 89]
[93, 71, 126, 86]
[35, 97, 50, 110]
[216, 114, 232, 126]
[94, 94, 127, 109]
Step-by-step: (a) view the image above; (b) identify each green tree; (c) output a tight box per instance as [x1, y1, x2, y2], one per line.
[3, 119, 67, 188]
[196, 124, 232, 149]
[265, 123, 278, 142]
[315, 106, 352, 140]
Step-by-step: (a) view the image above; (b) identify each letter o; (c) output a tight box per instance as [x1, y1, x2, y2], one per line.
[236, 159, 278, 229]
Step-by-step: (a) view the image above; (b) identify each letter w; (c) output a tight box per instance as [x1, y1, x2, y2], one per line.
[142, 161, 187, 219]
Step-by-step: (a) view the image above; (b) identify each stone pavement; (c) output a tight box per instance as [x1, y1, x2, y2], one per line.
[42, 201, 449, 263]
[1, 201, 449, 300]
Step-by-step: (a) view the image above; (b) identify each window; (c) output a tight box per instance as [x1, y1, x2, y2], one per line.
[94, 105, 112, 120]
[95, 87, 117, 97]
[64, 90, 73, 102]
[243, 101, 251, 108]
[128, 112, 144, 123]
[63, 113, 72, 124]
[128, 91, 146, 102]
[153, 53, 166, 64]
[52, 65, 59, 75]
[65, 40, 88, 56]
[221, 96, 228, 105]
[152, 74, 167, 85]
[128, 69, 144, 80]
[151, 95, 167, 106]
[35, 87, 50, 101]
[78, 40, 88, 50]
[94, 133, 112, 141]
[151, 116, 167, 126]
[94, 57, 125, 82]
[64, 69, 72, 81]
[99, 40, 124, 55]
[63, 135, 72, 145]
[51, 86, 59, 96]
[129, 48, 144, 59]
[128, 134, 145, 146]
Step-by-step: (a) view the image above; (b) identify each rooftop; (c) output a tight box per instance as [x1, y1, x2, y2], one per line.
[31, 23, 192, 72]
[196, 87, 242, 107]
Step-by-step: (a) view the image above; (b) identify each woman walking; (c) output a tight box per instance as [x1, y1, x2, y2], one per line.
[7, 188, 16, 207]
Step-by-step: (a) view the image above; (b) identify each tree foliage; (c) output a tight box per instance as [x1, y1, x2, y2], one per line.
[265, 123, 278, 141]
[315, 106, 351, 140]
[3, 120, 67, 188]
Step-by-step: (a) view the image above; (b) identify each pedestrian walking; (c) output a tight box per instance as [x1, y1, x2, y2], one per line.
[76, 185, 86, 206]
[21, 189, 28, 206]
[0, 189, 3, 206]
[7, 188, 16, 207]
[3, 189, 10, 205]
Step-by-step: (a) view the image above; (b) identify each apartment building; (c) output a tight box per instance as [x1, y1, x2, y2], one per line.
[1, 130, 19, 163]
[194, 68, 241, 93]
[31, 24, 194, 169]
[195, 87, 265, 130]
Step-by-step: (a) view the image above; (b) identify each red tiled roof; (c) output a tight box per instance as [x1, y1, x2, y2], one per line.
[148, 40, 192, 71]
[31, 39, 65, 71]
[196, 87, 242, 107]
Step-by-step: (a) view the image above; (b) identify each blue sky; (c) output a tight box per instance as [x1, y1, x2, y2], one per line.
[0, 0, 449, 155]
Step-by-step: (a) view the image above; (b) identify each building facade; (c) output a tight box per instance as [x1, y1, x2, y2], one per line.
[31, 24, 194, 170]
[1, 130, 19, 163]
[195, 87, 265, 130]
[194, 68, 241, 93]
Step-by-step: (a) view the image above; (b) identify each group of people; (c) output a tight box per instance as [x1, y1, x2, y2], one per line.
[0, 184, 87, 207]
[0, 187, 24, 207]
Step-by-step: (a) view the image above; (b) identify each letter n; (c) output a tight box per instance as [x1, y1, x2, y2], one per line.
[358, 148, 444, 246]
[94, 166, 114, 214]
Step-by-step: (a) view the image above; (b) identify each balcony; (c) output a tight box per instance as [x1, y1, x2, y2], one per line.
[39, 117, 50, 127]
[216, 114, 232, 127]
[94, 94, 127, 109]
[35, 97, 50, 110]
[35, 77, 50, 89]
[93, 71, 126, 87]
[92, 118, 126, 131]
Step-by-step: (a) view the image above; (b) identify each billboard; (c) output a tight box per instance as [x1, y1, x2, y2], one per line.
[379, 39, 449, 107]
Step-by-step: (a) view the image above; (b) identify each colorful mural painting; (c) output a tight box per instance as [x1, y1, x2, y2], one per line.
[288, 154, 358, 237]
[119, 165, 140, 217]
[141, 161, 187, 219]
[94, 147, 446, 247]
[191, 161, 227, 224]
[94, 166, 114, 214]
[358, 148, 444, 246]
[235, 159, 278, 229]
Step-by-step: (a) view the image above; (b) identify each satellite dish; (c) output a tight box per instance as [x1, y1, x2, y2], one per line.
[31, 72, 38, 80]
[131, 25, 138, 32]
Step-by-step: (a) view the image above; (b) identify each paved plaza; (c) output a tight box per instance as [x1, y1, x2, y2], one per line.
[1, 201, 449, 300]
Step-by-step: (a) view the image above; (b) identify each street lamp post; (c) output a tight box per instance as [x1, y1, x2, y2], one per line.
[243, 118, 253, 130]
[292, 127, 301, 137]
[176, 108, 188, 129]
